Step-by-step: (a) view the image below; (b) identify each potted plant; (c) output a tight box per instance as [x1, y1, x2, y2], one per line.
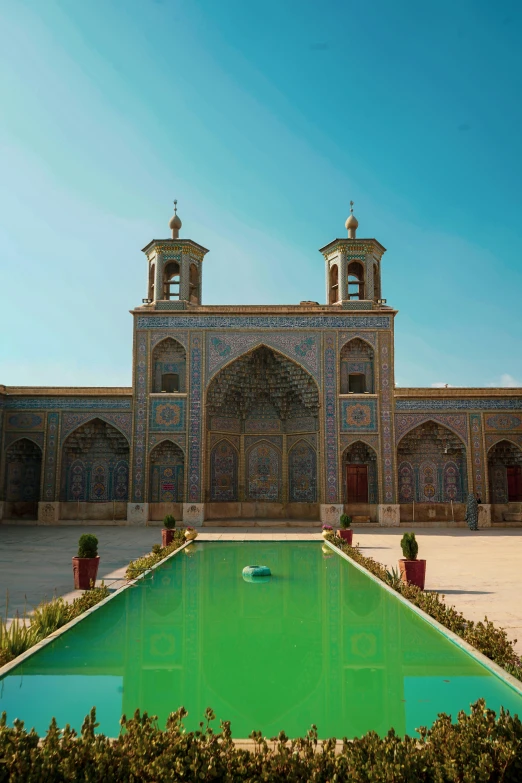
[162, 514, 176, 546]
[72, 534, 100, 590]
[321, 524, 333, 540]
[398, 532, 426, 589]
[184, 526, 198, 541]
[338, 514, 353, 544]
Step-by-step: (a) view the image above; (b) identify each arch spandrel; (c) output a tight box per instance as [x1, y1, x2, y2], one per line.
[395, 414, 468, 447]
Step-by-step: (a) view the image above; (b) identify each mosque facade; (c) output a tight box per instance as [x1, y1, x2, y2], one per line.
[1, 206, 521, 527]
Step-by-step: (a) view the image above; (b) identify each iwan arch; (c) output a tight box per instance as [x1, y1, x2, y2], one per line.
[1, 204, 521, 527]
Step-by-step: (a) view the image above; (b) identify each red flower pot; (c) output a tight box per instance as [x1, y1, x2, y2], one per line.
[338, 529, 353, 545]
[162, 528, 175, 547]
[399, 559, 426, 590]
[72, 556, 100, 590]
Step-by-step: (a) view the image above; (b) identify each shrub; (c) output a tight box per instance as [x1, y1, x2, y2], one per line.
[125, 531, 186, 580]
[0, 615, 38, 663]
[401, 531, 418, 560]
[67, 584, 110, 621]
[151, 543, 162, 554]
[163, 514, 176, 529]
[0, 700, 521, 781]
[340, 514, 352, 529]
[31, 596, 70, 639]
[77, 534, 98, 559]
[327, 534, 522, 682]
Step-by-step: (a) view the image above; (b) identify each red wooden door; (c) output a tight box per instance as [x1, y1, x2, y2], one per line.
[507, 466, 522, 502]
[346, 465, 368, 503]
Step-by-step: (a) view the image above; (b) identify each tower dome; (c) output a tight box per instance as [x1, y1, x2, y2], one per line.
[169, 200, 182, 238]
[345, 201, 358, 238]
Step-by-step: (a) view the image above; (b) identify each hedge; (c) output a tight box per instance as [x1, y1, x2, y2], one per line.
[0, 700, 521, 782]
[326, 533, 522, 682]
[125, 530, 187, 580]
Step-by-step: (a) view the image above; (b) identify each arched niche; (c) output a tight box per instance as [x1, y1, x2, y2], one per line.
[373, 263, 380, 301]
[149, 440, 185, 503]
[340, 338, 374, 394]
[397, 421, 467, 503]
[246, 440, 281, 502]
[61, 418, 129, 502]
[189, 263, 199, 304]
[342, 441, 378, 503]
[488, 440, 522, 503]
[329, 264, 339, 304]
[288, 439, 317, 502]
[148, 262, 155, 301]
[5, 438, 42, 518]
[163, 260, 180, 300]
[151, 337, 186, 393]
[348, 260, 365, 300]
[209, 438, 239, 502]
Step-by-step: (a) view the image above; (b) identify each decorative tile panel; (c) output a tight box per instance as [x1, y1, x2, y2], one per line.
[379, 333, 395, 502]
[149, 433, 186, 450]
[339, 331, 377, 348]
[288, 440, 317, 502]
[149, 399, 186, 432]
[5, 398, 131, 410]
[340, 399, 378, 432]
[138, 315, 391, 330]
[394, 413, 468, 445]
[43, 412, 59, 501]
[61, 412, 132, 442]
[396, 398, 522, 411]
[188, 334, 202, 502]
[6, 413, 44, 430]
[4, 432, 44, 449]
[485, 432, 522, 451]
[151, 330, 189, 349]
[324, 332, 338, 502]
[244, 419, 282, 433]
[206, 332, 320, 380]
[484, 414, 522, 431]
[210, 417, 241, 433]
[470, 413, 485, 499]
[340, 434, 380, 453]
[131, 331, 147, 502]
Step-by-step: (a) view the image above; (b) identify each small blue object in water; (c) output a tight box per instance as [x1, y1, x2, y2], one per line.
[242, 565, 271, 582]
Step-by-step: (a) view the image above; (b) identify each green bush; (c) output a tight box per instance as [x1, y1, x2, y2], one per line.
[327, 534, 522, 682]
[340, 513, 352, 529]
[77, 534, 98, 559]
[401, 531, 418, 560]
[163, 514, 176, 529]
[30, 596, 70, 639]
[0, 700, 521, 782]
[126, 530, 186, 580]
[151, 543, 162, 554]
[0, 615, 38, 664]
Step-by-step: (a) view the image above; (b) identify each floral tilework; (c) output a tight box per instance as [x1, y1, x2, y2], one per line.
[379, 333, 395, 502]
[396, 398, 522, 411]
[138, 315, 392, 330]
[5, 398, 131, 410]
[484, 414, 522, 431]
[6, 413, 44, 430]
[485, 432, 522, 451]
[339, 331, 377, 349]
[188, 334, 202, 502]
[131, 331, 147, 502]
[206, 332, 320, 380]
[470, 413, 485, 499]
[43, 412, 59, 501]
[394, 413, 468, 445]
[324, 332, 338, 502]
[61, 412, 132, 442]
[340, 399, 378, 432]
[149, 399, 186, 432]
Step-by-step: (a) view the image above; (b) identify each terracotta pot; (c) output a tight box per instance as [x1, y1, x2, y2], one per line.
[185, 529, 198, 541]
[399, 559, 426, 590]
[162, 528, 175, 546]
[72, 556, 100, 590]
[338, 529, 353, 545]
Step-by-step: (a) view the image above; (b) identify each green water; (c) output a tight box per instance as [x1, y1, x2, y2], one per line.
[1, 542, 521, 739]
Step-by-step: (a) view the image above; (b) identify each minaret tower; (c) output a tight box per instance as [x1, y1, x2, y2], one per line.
[319, 203, 386, 308]
[140, 201, 209, 309]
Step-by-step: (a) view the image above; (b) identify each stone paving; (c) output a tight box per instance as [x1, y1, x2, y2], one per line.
[1, 524, 521, 654]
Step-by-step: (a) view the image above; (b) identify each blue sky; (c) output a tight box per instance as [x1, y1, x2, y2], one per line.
[1, 0, 521, 388]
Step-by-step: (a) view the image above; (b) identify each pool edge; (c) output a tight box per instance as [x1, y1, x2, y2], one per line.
[0, 539, 193, 680]
[326, 540, 522, 698]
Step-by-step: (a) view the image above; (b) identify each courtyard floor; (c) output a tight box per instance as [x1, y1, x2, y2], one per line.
[1, 524, 521, 654]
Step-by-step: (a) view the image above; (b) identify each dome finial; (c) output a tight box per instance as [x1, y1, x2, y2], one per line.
[169, 199, 182, 238]
[345, 200, 358, 238]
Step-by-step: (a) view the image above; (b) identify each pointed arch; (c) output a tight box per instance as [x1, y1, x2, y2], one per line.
[61, 418, 129, 502]
[60, 413, 131, 445]
[246, 439, 282, 502]
[340, 337, 374, 394]
[149, 439, 185, 503]
[151, 336, 187, 393]
[397, 420, 467, 503]
[396, 416, 468, 449]
[329, 263, 339, 304]
[342, 440, 378, 503]
[487, 439, 522, 503]
[5, 438, 43, 508]
[288, 439, 317, 502]
[210, 438, 239, 502]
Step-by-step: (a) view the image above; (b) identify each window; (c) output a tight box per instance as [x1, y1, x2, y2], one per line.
[329, 264, 339, 304]
[348, 261, 364, 300]
[189, 263, 199, 304]
[164, 262, 180, 300]
[161, 373, 180, 393]
[348, 374, 366, 394]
